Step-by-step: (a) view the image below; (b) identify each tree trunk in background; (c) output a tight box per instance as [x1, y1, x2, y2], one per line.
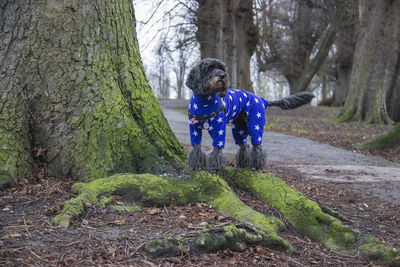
[0, 0, 185, 189]
[333, 16, 357, 107]
[339, 0, 400, 123]
[196, 0, 258, 92]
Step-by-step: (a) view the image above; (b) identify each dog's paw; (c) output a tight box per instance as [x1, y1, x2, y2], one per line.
[188, 145, 207, 170]
[250, 145, 267, 170]
[236, 143, 251, 168]
[207, 148, 226, 172]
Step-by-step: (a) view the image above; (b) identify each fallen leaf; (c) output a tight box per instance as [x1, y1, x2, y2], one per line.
[147, 208, 161, 215]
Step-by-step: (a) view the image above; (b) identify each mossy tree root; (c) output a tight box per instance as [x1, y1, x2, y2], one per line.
[53, 169, 399, 265]
[225, 168, 400, 266]
[53, 171, 291, 251]
[360, 123, 400, 150]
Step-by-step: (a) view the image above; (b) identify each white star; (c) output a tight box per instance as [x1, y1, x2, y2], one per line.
[232, 112, 236, 117]
[210, 117, 214, 121]
[233, 105, 236, 110]
[193, 131, 198, 136]
[262, 103, 265, 108]
[229, 95, 233, 101]
[243, 93, 247, 98]
[239, 130, 244, 135]
[239, 97, 242, 102]
[193, 104, 198, 110]
[217, 117, 223, 123]
[203, 104, 208, 107]
[256, 112, 261, 118]
[218, 141, 223, 147]
[218, 129, 224, 135]
[258, 137, 262, 142]
[207, 95, 212, 100]
[246, 101, 250, 107]
[215, 100, 218, 104]
[255, 98, 259, 103]
[255, 125, 260, 131]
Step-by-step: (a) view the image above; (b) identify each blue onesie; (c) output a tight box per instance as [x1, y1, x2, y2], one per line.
[188, 89, 269, 148]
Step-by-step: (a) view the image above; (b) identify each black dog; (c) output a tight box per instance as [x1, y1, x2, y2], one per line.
[186, 58, 314, 172]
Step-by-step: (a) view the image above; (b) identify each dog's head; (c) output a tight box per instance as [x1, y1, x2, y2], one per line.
[185, 58, 230, 97]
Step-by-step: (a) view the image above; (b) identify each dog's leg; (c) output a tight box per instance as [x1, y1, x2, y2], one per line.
[236, 143, 251, 168]
[188, 144, 207, 170]
[250, 145, 267, 170]
[207, 147, 226, 172]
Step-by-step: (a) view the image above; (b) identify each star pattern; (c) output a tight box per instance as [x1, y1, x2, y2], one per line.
[188, 89, 268, 148]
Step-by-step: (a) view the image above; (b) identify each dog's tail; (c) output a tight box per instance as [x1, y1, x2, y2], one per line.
[268, 91, 315, 110]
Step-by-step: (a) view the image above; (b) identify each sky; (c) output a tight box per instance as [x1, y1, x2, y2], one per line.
[133, 0, 174, 67]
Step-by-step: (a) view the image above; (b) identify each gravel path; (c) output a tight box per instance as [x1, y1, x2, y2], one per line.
[160, 99, 400, 203]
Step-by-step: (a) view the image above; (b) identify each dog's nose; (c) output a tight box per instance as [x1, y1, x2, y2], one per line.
[217, 70, 226, 79]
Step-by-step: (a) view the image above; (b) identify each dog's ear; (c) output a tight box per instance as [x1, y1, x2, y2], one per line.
[185, 67, 199, 91]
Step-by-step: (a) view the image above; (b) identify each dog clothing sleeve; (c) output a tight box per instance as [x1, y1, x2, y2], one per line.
[189, 119, 202, 146]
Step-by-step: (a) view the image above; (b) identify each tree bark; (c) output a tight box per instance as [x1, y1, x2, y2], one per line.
[339, 0, 400, 124]
[195, 0, 258, 92]
[333, 13, 357, 107]
[0, 0, 185, 188]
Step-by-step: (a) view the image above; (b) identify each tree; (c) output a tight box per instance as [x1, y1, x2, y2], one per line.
[0, 0, 185, 188]
[255, 0, 352, 94]
[195, 0, 258, 92]
[332, 17, 358, 106]
[1, 1, 398, 264]
[339, 0, 400, 124]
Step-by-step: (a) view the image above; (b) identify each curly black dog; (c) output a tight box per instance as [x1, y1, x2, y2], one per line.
[186, 58, 314, 172]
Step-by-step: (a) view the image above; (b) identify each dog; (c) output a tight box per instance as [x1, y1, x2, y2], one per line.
[186, 58, 314, 172]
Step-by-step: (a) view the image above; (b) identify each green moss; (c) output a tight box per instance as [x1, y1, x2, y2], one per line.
[109, 204, 142, 212]
[144, 235, 186, 257]
[99, 196, 112, 208]
[195, 224, 291, 253]
[361, 123, 400, 149]
[53, 196, 85, 228]
[359, 236, 400, 266]
[54, 171, 291, 251]
[225, 168, 355, 250]
[337, 108, 355, 123]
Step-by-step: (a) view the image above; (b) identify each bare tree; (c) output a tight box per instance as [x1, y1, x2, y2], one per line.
[255, 0, 353, 94]
[195, 0, 258, 92]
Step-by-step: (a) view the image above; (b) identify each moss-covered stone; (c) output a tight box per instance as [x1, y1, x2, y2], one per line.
[144, 235, 186, 257]
[195, 224, 291, 253]
[361, 123, 400, 149]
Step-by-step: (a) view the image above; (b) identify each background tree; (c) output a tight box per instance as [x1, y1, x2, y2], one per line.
[332, 18, 358, 107]
[339, 0, 400, 124]
[195, 0, 258, 92]
[255, 0, 352, 95]
[0, 0, 185, 189]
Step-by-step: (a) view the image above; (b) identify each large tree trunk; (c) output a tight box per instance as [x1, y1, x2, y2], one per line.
[0, 0, 185, 189]
[195, 0, 258, 92]
[339, 0, 400, 124]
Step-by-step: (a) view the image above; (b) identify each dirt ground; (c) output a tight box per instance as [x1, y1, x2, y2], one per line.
[1, 105, 399, 266]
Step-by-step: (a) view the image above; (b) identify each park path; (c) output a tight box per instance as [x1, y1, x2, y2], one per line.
[159, 99, 400, 204]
